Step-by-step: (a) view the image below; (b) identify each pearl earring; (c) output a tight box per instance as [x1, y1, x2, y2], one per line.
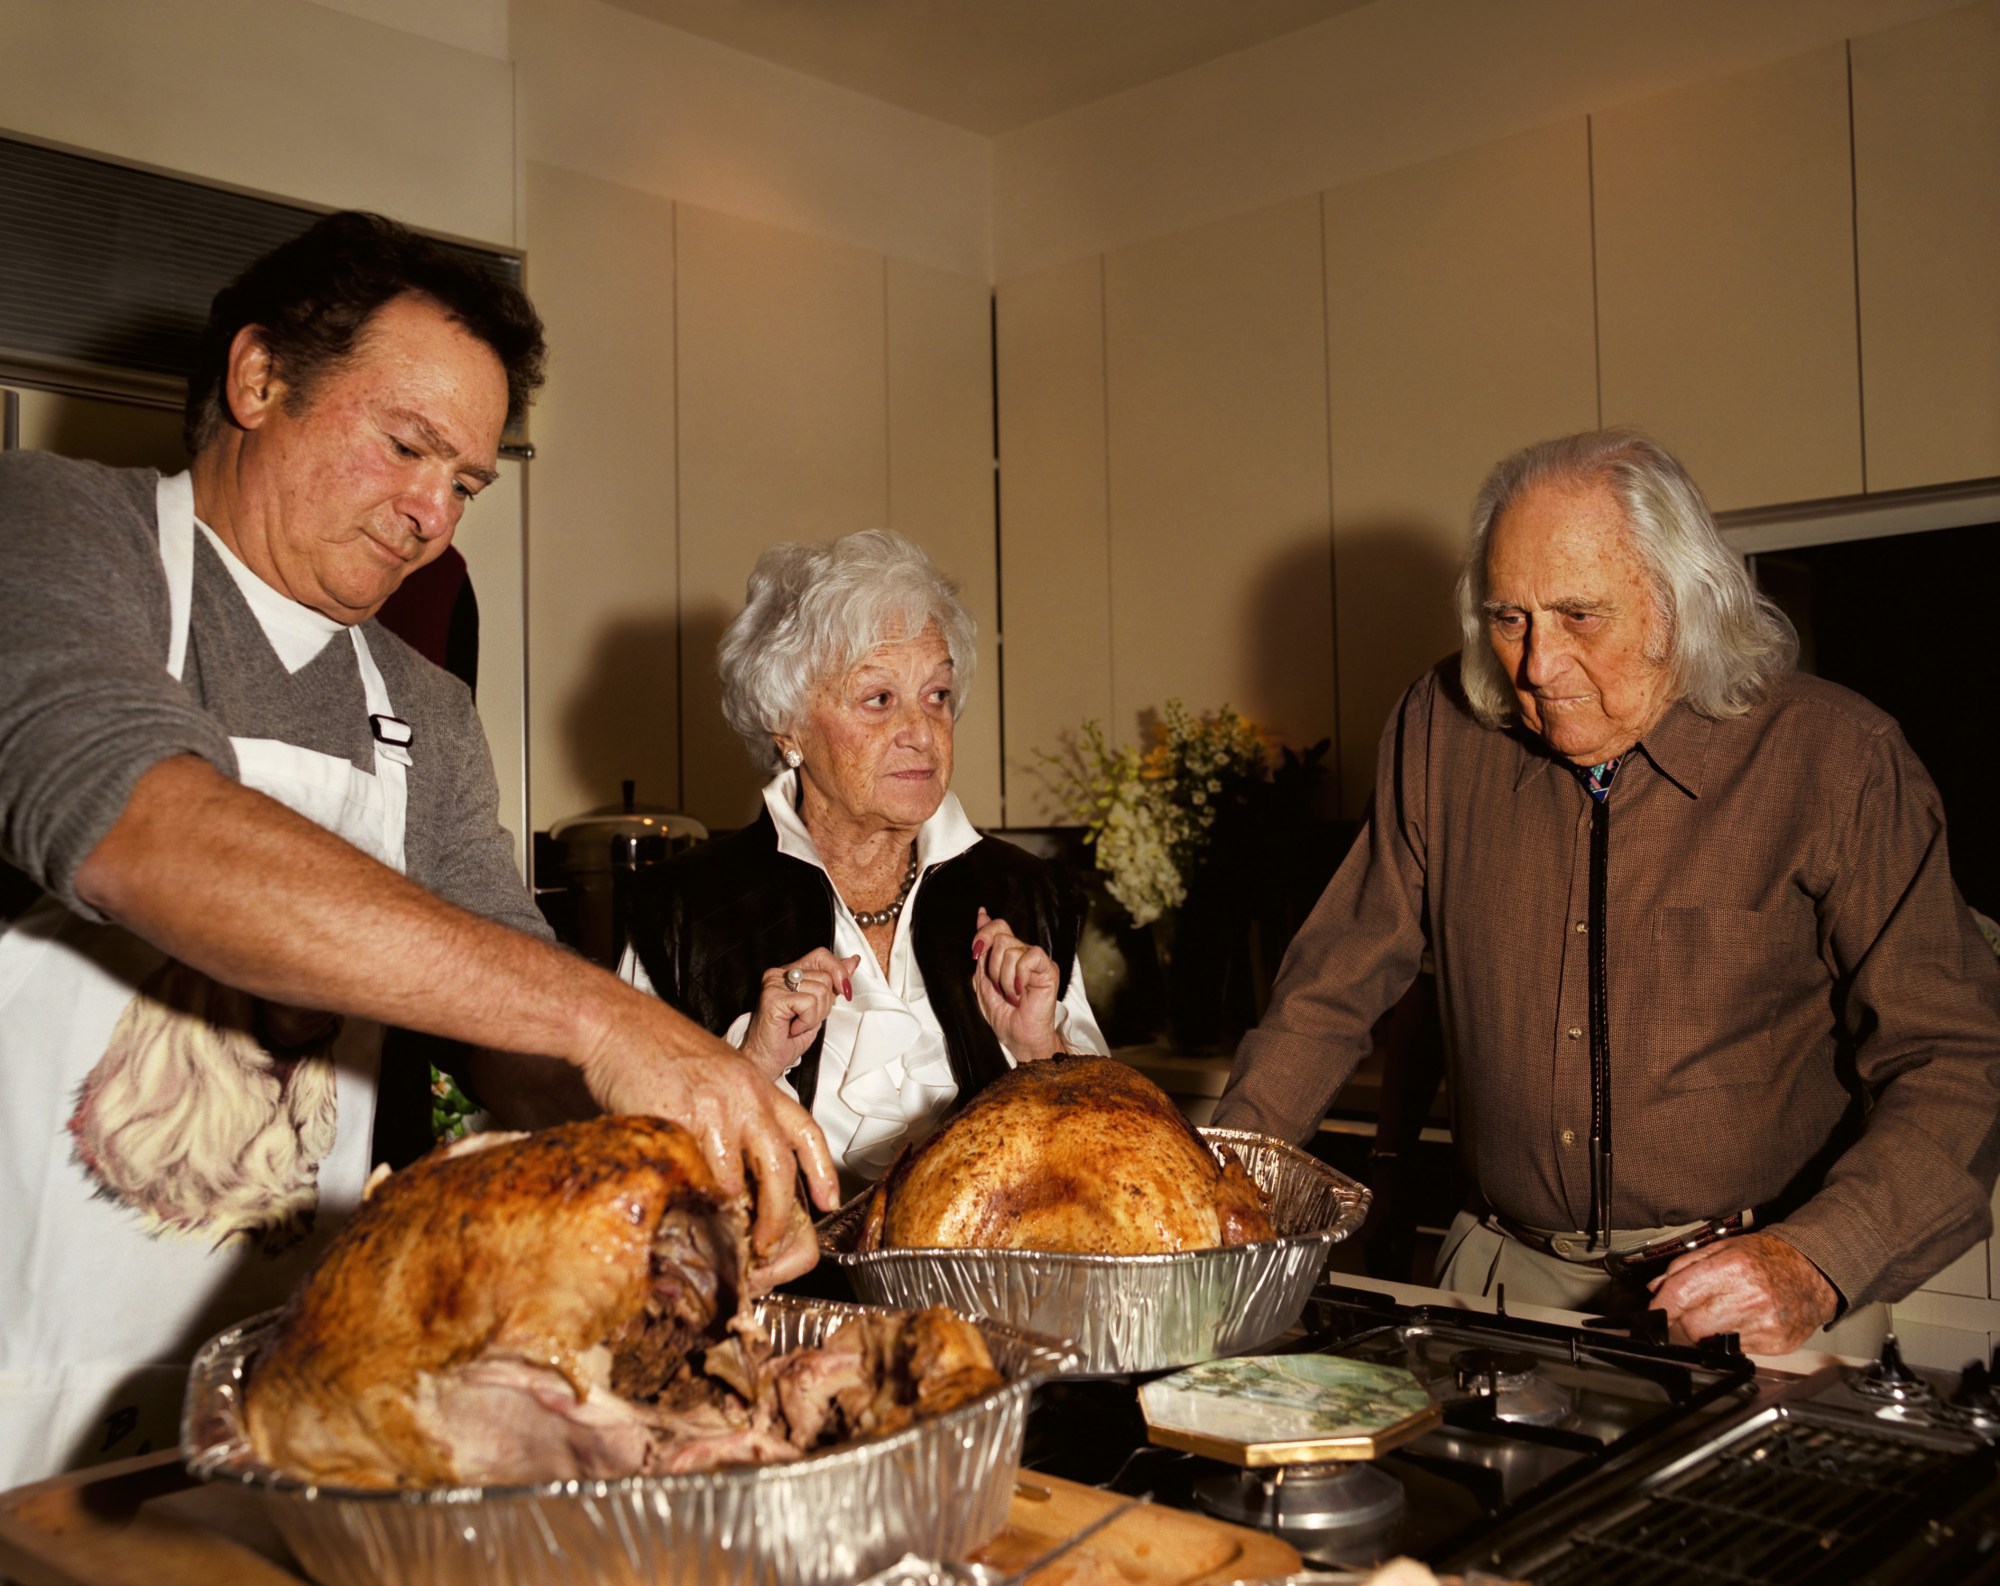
[783, 746, 803, 769]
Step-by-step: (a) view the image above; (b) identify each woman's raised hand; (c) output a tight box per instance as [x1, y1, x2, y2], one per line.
[741, 947, 859, 1081]
[970, 906, 1063, 1063]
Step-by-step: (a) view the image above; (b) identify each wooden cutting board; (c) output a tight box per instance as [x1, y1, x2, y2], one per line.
[974, 1473, 1300, 1582]
[0, 1455, 1298, 1586]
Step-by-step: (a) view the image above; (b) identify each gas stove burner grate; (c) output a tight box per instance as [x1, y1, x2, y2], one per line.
[1520, 1412, 1977, 1584]
[1194, 1459, 1406, 1536]
[1447, 1345, 1576, 1428]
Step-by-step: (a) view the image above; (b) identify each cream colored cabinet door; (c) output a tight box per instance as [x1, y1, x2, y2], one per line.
[674, 205, 890, 830]
[521, 162, 679, 842]
[1593, 45, 1863, 512]
[1852, 0, 2000, 493]
[1101, 196, 1335, 764]
[886, 258, 1000, 829]
[1322, 120, 1599, 817]
[995, 257, 1113, 825]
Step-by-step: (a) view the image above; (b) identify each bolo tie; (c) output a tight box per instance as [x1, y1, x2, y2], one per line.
[1581, 756, 1620, 1252]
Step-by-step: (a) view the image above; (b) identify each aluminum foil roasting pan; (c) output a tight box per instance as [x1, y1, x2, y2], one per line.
[183, 1295, 1078, 1586]
[817, 1128, 1369, 1376]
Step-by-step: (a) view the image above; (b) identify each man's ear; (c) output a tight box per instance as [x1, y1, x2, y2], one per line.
[223, 326, 282, 431]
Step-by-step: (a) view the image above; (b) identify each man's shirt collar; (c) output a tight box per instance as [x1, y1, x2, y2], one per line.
[1632, 700, 1710, 799]
[1508, 698, 1710, 799]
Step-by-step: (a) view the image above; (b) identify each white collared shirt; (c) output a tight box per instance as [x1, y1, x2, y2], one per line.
[623, 770, 1106, 1183]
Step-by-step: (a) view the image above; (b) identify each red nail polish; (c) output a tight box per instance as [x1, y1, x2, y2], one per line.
[971, 939, 986, 960]
[843, 978, 853, 1000]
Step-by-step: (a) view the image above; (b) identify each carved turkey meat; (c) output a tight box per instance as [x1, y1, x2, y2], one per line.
[245, 1116, 998, 1489]
[855, 1055, 1275, 1254]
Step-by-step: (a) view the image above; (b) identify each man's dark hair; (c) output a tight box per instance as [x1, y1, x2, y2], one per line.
[183, 210, 546, 452]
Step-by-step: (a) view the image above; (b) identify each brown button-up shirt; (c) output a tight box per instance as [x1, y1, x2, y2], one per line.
[1215, 662, 2000, 1308]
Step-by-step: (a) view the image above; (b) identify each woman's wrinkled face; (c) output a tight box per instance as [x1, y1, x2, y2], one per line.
[788, 623, 955, 835]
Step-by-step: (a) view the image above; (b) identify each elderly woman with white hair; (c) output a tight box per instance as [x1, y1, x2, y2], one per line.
[623, 530, 1106, 1186]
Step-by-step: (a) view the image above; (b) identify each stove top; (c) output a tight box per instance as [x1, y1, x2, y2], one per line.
[1019, 1281, 2000, 1582]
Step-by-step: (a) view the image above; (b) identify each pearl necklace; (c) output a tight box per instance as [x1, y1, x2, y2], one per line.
[850, 846, 919, 928]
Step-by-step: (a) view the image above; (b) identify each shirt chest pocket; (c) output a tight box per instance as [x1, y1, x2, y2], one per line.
[1641, 905, 1800, 1092]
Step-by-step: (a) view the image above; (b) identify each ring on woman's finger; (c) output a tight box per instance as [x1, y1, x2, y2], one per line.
[783, 966, 805, 992]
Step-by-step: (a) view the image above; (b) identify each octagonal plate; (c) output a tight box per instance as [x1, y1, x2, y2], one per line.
[1139, 1354, 1440, 1466]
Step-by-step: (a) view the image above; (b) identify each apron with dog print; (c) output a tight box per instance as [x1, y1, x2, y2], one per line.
[0, 472, 399, 1490]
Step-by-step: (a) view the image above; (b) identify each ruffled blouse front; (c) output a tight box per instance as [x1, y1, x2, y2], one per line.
[625, 770, 1105, 1184]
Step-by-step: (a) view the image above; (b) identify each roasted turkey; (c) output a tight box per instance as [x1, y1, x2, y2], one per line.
[854, 1055, 1276, 1254]
[244, 1116, 998, 1489]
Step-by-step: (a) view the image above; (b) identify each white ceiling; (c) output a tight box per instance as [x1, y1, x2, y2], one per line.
[593, 0, 1381, 135]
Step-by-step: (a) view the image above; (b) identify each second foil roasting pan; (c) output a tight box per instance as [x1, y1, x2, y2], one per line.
[816, 1128, 1369, 1376]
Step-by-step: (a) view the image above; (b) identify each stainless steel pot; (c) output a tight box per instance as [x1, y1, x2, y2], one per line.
[538, 779, 707, 968]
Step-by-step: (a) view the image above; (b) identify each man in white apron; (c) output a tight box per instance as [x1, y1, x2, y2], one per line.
[0, 214, 834, 1491]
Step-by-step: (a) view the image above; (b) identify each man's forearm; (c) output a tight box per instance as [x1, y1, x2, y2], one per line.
[73, 755, 707, 1068]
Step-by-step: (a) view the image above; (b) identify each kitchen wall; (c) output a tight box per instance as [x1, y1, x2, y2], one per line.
[4, 0, 1995, 835]
[0, 0, 1001, 837]
[0, 0, 515, 247]
[992, 0, 2000, 817]
[512, 0, 998, 832]
[7, 0, 1999, 1364]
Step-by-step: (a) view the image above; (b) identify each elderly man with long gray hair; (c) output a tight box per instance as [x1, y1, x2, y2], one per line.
[1216, 428, 2000, 1356]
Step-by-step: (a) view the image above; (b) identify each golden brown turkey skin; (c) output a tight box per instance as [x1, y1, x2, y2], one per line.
[855, 1055, 1275, 1254]
[245, 1116, 745, 1488]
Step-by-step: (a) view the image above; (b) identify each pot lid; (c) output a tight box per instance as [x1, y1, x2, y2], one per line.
[549, 780, 708, 867]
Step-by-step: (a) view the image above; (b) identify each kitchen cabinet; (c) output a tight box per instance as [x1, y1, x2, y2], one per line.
[1101, 196, 1335, 765]
[673, 208, 998, 831]
[674, 204, 890, 828]
[1593, 45, 1863, 512]
[1322, 119, 1599, 817]
[521, 163, 680, 838]
[885, 257, 1001, 827]
[994, 257, 1114, 825]
[1852, 0, 2000, 493]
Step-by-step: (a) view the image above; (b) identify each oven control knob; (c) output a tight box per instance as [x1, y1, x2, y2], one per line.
[1854, 1332, 1935, 1404]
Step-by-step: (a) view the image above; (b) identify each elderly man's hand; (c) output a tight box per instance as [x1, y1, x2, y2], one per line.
[577, 1002, 839, 1260]
[971, 907, 1063, 1063]
[1648, 1231, 1837, 1356]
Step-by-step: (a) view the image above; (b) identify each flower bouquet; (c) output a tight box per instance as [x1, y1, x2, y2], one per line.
[1044, 703, 1327, 1051]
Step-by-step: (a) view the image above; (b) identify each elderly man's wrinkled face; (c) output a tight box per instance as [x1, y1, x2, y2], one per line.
[1482, 477, 1674, 767]
[790, 624, 955, 836]
[223, 293, 507, 624]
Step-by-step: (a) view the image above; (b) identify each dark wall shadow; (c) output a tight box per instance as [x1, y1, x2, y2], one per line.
[677, 597, 767, 833]
[555, 613, 684, 824]
[1240, 526, 1341, 807]
[1325, 517, 1463, 816]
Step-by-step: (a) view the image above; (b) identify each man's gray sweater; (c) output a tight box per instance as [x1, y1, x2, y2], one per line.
[0, 449, 547, 942]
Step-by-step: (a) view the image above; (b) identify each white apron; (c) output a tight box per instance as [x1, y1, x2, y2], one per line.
[0, 473, 406, 1489]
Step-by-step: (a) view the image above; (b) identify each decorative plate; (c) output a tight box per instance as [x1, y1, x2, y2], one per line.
[1139, 1354, 1440, 1467]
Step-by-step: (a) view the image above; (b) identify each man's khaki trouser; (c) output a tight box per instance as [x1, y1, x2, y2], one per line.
[1435, 1209, 1889, 1359]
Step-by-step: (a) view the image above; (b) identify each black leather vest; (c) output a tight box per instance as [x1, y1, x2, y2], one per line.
[625, 810, 1086, 1111]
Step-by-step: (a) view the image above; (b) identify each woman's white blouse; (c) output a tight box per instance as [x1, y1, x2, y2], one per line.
[620, 770, 1107, 1182]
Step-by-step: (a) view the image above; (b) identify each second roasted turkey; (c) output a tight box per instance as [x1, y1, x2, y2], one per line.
[854, 1054, 1275, 1254]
